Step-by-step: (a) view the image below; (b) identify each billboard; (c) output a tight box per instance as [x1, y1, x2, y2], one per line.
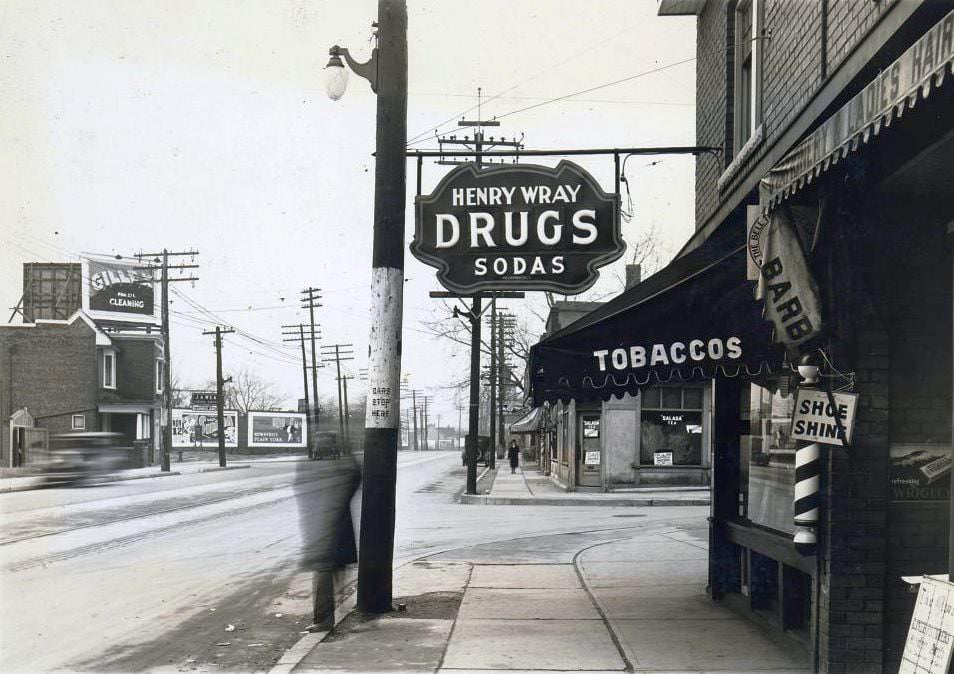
[247, 412, 307, 448]
[171, 409, 238, 448]
[413, 161, 623, 294]
[83, 256, 158, 323]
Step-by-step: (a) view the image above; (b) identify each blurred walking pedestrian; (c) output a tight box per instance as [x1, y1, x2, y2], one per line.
[507, 439, 520, 474]
[294, 453, 361, 629]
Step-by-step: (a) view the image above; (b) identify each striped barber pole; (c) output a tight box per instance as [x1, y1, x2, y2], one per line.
[793, 441, 821, 554]
[794, 359, 821, 555]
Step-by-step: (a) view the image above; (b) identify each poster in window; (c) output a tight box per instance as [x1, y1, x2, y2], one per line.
[640, 410, 703, 466]
[171, 409, 238, 448]
[582, 418, 600, 439]
[247, 412, 307, 448]
[890, 444, 951, 501]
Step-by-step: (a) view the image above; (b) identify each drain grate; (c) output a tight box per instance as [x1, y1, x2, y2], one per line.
[612, 513, 647, 518]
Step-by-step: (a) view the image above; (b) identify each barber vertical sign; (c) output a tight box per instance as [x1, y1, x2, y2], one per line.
[746, 205, 822, 350]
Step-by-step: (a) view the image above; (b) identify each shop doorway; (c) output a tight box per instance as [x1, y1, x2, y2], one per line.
[577, 413, 602, 487]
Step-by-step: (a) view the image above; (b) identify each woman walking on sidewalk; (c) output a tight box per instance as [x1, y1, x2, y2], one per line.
[507, 439, 520, 474]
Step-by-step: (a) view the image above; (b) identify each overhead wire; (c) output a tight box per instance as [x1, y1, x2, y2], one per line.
[405, 17, 648, 146]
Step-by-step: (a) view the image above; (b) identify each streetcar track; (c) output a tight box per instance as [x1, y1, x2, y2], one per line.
[0, 474, 345, 547]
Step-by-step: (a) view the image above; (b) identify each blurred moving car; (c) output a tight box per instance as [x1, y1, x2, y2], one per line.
[41, 432, 127, 487]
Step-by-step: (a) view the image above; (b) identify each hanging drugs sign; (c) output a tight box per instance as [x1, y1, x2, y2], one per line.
[412, 161, 624, 294]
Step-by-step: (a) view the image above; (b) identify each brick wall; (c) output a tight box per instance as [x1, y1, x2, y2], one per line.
[0, 318, 98, 461]
[695, 0, 731, 226]
[882, 226, 951, 671]
[694, 0, 899, 230]
[109, 336, 161, 403]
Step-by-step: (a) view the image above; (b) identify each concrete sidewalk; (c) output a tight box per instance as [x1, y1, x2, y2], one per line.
[279, 522, 809, 673]
[459, 466, 710, 507]
[0, 461, 252, 493]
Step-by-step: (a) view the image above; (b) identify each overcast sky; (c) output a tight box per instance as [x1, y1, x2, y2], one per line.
[0, 0, 697, 426]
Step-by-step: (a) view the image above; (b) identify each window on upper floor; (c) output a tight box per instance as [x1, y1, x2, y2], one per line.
[103, 350, 116, 389]
[733, 0, 763, 155]
[155, 359, 164, 395]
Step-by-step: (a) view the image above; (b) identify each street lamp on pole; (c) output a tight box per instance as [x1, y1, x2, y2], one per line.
[324, 1, 408, 615]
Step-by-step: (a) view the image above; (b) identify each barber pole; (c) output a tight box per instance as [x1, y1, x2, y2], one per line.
[793, 360, 821, 555]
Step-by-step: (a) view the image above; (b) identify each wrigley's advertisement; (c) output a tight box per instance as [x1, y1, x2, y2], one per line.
[85, 257, 157, 322]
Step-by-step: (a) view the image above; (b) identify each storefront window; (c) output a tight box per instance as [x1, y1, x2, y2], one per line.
[640, 385, 704, 466]
[742, 381, 797, 533]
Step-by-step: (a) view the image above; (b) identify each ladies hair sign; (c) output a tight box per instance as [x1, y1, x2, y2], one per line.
[413, 161, 623, 294]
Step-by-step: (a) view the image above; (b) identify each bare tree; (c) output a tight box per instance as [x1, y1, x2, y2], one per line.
[211, 367, 286, 413]
[169, 373, 191, 408]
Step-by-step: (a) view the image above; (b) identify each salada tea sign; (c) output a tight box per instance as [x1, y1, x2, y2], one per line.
[413, 161, 623, 294]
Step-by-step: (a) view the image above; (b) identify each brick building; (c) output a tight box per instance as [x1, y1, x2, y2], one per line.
[2, 258, 165, 467]
[530, 2, 953, 671]
[0, 310, 164, 466]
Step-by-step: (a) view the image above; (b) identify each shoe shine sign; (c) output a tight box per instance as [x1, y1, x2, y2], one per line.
[412, 161, 624, 294]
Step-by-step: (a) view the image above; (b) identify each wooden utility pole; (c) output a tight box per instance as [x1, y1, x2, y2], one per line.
[488, 297, 497, 470]
[321, 343, 354, 453]
[340, 374, 354, 450]
[411, 389, 419, 451]
[499, 312, 516, 455]
[301, 289, 322, 454]
[353, 0, 408, 614]
[202, 326, 235, 467]
[135, 250, 199, 472]
[282, 323, 320, 459]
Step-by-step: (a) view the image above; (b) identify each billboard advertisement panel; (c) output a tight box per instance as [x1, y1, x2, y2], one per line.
[83, 256, 158, 323]
[247, 411, 307, 448]
[171, 409, 238, 448]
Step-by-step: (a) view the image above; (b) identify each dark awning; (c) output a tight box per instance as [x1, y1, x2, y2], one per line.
[510, 407, 543, 433]
[529, 231, 785, 406]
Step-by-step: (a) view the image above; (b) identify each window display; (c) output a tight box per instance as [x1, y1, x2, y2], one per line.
[640, 386, 704, 466]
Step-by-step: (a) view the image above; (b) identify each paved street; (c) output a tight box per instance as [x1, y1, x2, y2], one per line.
[0, 451, 708, 673]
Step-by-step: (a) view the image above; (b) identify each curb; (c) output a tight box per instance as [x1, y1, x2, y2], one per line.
[197, 464, 251, 473]
[0, 469, 183, 494]
[457, 494, 709, 507]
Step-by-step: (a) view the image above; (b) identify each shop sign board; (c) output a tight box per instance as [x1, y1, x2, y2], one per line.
[413, 161, 623, 295]
[899, 576, 954, 674]
[890, 444, 951, 501]
[790, 389, 858, 446]
[654, 451, 674, 466]
[582, 418, 600, 438]
[171, 409, 238, 448]
[83, 257, 158, 323]
[190, 391, 218, 411]
[762, 8, 954, 206]
[247, 411, 307, 448]
[584, 450, 601, 466]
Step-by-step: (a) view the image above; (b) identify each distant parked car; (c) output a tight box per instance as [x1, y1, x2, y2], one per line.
[41, 432, 126, 487]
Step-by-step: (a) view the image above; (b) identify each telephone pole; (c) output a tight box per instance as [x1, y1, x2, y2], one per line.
[340, 373, 355, 451]
[301, 288, 322, 451]
[354, 0, 408, 614]
[321, 343, 354, 452]
[487, 297, 497, 469]
[202, 326, 235, 468]
[411, 389, 420, 451]
[282, 323, 321, 459]
[135, 249, 199, 472]
[499, 312, 517, 454]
